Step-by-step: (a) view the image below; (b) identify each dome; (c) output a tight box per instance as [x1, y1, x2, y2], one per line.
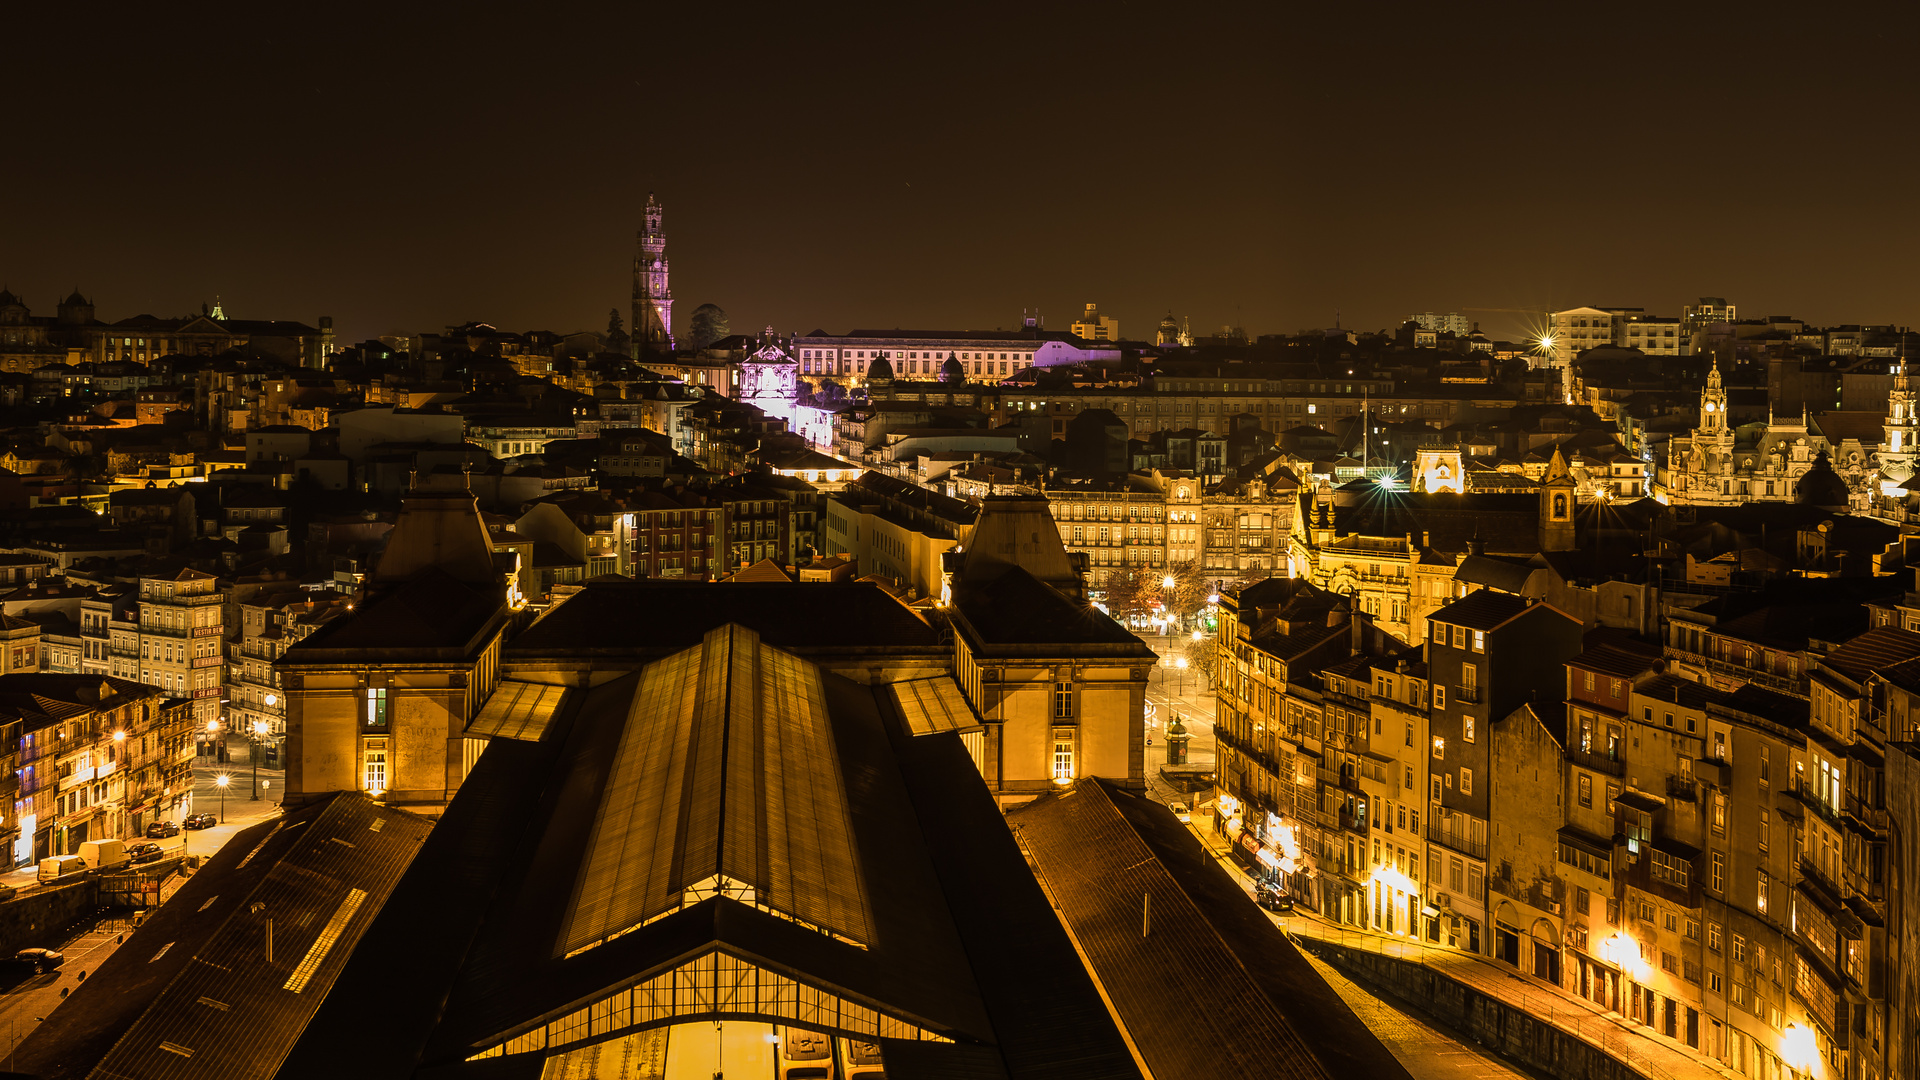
[1795, 449, 1851, 510]
[63, 288, 87, 307]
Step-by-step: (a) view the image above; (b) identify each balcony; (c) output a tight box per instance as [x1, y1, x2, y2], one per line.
[1566, 746, 1627, 778]
[1664, 646, 1800, 693]
[1426, 821, 1488, 860]
[1665, 775, 1698, 802]
[1453, 685, 1481, 704]
[1845, 790, 1890, 835]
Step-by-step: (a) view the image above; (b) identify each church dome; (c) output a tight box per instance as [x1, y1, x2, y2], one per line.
[63, 288, 87, 307]
[1796, 449, 1851, 510]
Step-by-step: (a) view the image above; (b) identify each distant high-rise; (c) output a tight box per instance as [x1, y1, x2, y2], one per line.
[1070, 302, 1118, 342]
[631, 194, 674, 358]
[1682, 296, 1735, 339]
[1408, 311, 1471, 336]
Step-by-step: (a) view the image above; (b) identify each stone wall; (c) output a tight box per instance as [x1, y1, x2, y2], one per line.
[1299, 938, 1655, 1080]
[0, 879, 100, 955]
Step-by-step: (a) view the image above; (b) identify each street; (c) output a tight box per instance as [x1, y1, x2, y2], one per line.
[0, 745, 285, 1065]
[0, 742, 286, 892]
[1141, 632, 1217, 807]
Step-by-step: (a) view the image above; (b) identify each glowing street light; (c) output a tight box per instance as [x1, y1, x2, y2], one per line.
[1779, 1023, 1819, 1074]
[215, 773, 231, 824]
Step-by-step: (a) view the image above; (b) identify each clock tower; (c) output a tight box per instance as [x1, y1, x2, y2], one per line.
[632, 194, 674, 359]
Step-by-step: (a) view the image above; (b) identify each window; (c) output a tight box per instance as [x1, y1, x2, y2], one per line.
[1606, 783, 1620, 814]
[1464, 716, 1475, 743]
[1578, 774, 1593, 808]
[1432, 736, 1445, 760]
[1051, 731, 1074, 782]
[1452, 625, 1466, 648]
[1472, 630, 1485, 652]
[1460, 768, 1472, 796]
[365, 686, 389, 729]
[1053, 682, 1074, 720]
[363, 737, 388, 795]
[1434, 685, 1446, 709]
[1758, 809, 1769, 853]
[1711, 851, 1725, 893]
[1449, 856, 1464, 891]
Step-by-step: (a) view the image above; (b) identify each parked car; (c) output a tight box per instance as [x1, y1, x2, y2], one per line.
[182, 814, 218, 830]
[778, 1027, 833, 1080]
[839, 1038, 886, 1080]
[1256, 886, 1294, 914]
[1167, 800, 1191, 822]
[127, 842, 165, 865]
[11, 948, 63, 974]
[145, 820, 180, 839]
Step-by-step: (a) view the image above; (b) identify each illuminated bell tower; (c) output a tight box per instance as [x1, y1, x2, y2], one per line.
[631, 194, 674, 358]
[1882, 359, 1917, 493]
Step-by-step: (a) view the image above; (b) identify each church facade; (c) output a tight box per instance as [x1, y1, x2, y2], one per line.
[1656, 360, 1875, 509]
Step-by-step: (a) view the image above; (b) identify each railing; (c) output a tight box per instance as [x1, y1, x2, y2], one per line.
[1454, 684, 1481, 704]
[1566, 747, 1627, 778]
[1664, 647, 1800, 693]
[1426, 822, 1488, 860]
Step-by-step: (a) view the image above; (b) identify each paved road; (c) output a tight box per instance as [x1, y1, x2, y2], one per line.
[0, 873, 193, 1066]
[1142, 634, 1217, 807]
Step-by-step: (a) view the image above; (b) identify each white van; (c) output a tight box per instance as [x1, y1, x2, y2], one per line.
[78, 839, 128, 872]
[36, 856, 86, 883]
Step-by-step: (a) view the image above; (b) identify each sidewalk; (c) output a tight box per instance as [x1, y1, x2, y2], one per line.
[0, 746, 285, 893]
[1180, 815, 1736, 1080]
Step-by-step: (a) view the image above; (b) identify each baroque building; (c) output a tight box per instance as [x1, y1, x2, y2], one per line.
[1659, 360, 1874, 508]
[631, 193, 674, 356]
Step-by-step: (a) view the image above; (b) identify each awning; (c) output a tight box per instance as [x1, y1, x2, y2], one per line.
[1556, 825, 1613, 860]
[1615, 788, 1664, 813]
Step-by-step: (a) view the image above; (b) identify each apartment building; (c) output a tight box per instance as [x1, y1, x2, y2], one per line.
[1425, 592, 1583, 957]
[136, 569, 226, 734]
[0, 675, 195, 863]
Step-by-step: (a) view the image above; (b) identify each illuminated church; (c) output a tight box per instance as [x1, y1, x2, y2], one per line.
[1656, 359, 1875, 509]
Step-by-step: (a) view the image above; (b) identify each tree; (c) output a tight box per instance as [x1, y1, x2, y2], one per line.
[688, 303, 730, 350]
[605, 308, 631, 355]
[1182, 631, 1220, 689]
[1164, 559, 1212, 627]
[1099, 563, 1155, 626]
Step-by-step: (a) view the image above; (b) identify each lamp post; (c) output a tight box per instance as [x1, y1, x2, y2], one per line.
[249, 720, 269, 800]
[216, 773, 230, 824]
[1161, 575, 1177, 635]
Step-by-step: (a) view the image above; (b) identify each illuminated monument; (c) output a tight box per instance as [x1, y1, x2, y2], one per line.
[738, 326, 800, 424]
[631, 193, 674, 357]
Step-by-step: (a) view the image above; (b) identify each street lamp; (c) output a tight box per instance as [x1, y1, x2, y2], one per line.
[250, 720, 269, 800]
[216, 773, 230, 824]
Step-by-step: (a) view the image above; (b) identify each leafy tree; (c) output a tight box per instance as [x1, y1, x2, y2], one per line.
[1099, 563, 1155, 626]
[1182, 631, 1220, 688]
[1164, 559, 1213, 627]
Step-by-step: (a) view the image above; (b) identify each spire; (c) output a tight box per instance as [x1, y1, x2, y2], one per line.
[1545, 444, 1571, 482]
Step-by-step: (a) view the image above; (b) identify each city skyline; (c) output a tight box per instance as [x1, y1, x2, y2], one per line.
[10, 7, 1920, 346]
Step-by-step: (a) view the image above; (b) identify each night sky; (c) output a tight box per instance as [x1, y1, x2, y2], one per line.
[8, 4, 1920, 347]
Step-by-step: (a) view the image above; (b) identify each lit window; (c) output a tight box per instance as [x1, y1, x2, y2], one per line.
[1051, 730, 1074, 783]
[1053, 682, 1074, 720]
[363, 737, 388, 795]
